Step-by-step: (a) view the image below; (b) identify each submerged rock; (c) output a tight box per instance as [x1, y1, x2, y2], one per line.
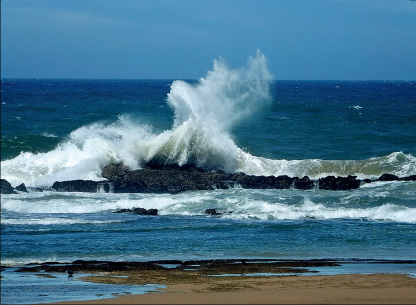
[205, 208, 221, 215]
[114, 207, 158, 215]
[132, 207, 158, 215]
[205, 208, 233, 216]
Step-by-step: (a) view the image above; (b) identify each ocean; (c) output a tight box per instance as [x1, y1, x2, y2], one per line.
[1, 53, 416, 303]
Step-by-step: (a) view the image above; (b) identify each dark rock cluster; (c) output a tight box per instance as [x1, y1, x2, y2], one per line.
[318, 175, 360, 191]
[98, 163, 336, 193]
[114, 207, 158, 215]
[51, 180, 98, 193]
[2, 163, 415, 195]
[11, 258, 342, 274]
[1, 179, 28, 194]
[97, 163, 415, 193]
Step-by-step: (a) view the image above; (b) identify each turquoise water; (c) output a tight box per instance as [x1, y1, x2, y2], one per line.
[1, 54, 416, 303]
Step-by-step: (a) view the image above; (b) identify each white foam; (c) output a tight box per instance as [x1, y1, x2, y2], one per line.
[41, 132, 58, 138]
[222, 198, 416, 223]
[236, 151, 416, 179]
[2, 187, 415, 223]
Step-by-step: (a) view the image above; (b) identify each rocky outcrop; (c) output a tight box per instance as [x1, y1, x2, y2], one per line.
[1, 179, 16, 194]
[52, 180, 99, 192]
[100, 163, 321, 193]
[47, 163, 416, 194]
[101, 163, 230, 193]
[402, 175, 416, 181]
[15, 183, 28, 193]
[114, 208, 134, 213]
[318, 175, 360, 190]
[293, 176, 315, 190]
[133, 208, 158, 215]
[114, 207, 158, 215]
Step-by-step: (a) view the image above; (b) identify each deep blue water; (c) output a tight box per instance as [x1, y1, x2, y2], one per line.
[1, 73, 416, 304]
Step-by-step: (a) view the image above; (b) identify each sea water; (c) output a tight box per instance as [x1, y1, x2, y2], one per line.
[1, 52, 416, 303]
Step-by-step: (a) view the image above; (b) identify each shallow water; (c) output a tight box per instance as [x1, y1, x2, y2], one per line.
[0, 268, 165, 305]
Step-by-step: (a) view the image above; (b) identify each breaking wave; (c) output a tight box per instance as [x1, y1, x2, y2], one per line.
[2, 188, 415, 223]
[1, 51, 415, 187]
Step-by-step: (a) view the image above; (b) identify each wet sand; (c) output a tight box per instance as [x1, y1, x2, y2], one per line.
[49, 273, 416, 304]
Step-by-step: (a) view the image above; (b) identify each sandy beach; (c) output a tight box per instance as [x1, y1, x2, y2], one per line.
[46, 273, 416, 304]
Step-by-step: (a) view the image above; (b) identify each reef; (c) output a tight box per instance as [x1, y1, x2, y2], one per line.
[2, 164, 415, 194]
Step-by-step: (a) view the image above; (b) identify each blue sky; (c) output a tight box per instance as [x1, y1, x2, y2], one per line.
[1, 0, 416, 80]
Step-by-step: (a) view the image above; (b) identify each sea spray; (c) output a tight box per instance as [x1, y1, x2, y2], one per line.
[0, 51, 274, 185]
[143, 50, 273, 170]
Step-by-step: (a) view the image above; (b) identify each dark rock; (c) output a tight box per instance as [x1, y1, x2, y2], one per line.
[293, 176, 315, 190]
[101, 163, 131, 182]
[15, 183, 28, 193]
[101, 163, 372, 193]
[205, 208, 233, 216]
[132, 207, 158, 215]
[273, 175, 294, 189]
[133, 207, 150, 215]
[319, 175, 360, 191]
[377, 174, 400, 181]
[229, 174, 294, 190]
[1, 179, 17, 194]
[114, 208, 133, 213]
[17, 260, 166, 273]
[52, 163, 416, 194]
[147, 209, 158, 215]
[234, 175, 269, 189]
[402, 175, 416, 181]
[52, 180, 99, 192]
[102, 163, 229, 193]
[205, 209, 221, 215]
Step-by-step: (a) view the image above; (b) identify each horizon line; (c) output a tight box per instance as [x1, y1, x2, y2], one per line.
[2, 77, 416, 82]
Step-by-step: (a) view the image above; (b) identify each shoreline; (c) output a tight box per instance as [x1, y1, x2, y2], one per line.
[45, 273, 416, 304]
[5, 258, 414, 304]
